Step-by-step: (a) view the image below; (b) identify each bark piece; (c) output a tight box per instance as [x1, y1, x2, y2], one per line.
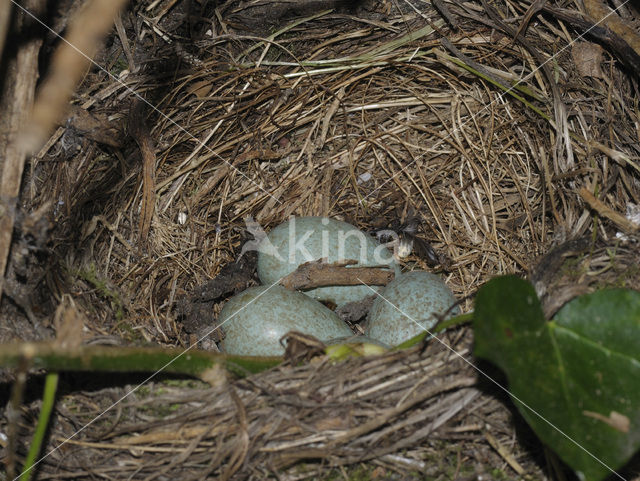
[177, 252, 258, 334]
[280, 259, 394, 291]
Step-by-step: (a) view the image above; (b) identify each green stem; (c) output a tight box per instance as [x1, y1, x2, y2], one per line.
[434, 311, 474, 333]
[19, 372, 59, 481]
[442, 51, 550, 120]
[0, 343, 283, 380]
[393, 312, 474, 350]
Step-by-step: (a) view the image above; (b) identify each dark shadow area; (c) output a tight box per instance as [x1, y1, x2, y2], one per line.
[0, 370, 199, 408]
[474, 359, 579, 481]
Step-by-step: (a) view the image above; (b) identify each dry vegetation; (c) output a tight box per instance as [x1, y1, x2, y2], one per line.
[1, 0, 640, 478]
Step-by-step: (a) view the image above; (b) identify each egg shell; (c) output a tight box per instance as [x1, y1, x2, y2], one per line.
[366, 271, 460, 347]
[219, 285, 353, 356]
[257, 217, 399, 308]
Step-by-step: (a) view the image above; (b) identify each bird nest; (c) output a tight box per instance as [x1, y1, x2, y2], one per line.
[30, 335, 527, 480]
[3, 0, 640, 478]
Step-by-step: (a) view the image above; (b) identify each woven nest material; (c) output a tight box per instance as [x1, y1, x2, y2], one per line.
[532, 234, 640, 318]
[25, 0, 640, 335]
[3, 0, 640, 478]
[33, 334, 535, 480]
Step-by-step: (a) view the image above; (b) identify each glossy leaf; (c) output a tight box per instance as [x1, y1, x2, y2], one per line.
[474, 275, 640, 481]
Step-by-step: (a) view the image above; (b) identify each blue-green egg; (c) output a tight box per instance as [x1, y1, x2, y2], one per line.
[257, 217, 399, 308]
[219, 285, 352, 356]
[366, 271, 460, 347]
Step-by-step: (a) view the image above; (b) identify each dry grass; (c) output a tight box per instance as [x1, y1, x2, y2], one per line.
[5, 0, 640, 478]
[42, 333, 541, 480]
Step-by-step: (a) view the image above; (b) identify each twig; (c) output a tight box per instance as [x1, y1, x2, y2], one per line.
[485, 431, 525, 475]
[0, 0, 44, 312]
[541, 4, 640, 77]
[279, 259, 395, 290]
[20, 0, 129, 152]
[578, 187, 639, 233]
[0, 0, 11, 64]
[128, 100, 156, 245]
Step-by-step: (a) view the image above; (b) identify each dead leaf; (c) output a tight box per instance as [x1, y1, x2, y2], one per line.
[571, 42, 604, 78]
[65, 105, 123, 147]
[187, 80, 213, 98]
[53, 295, 86, 349]
[198, 363, 228, 387]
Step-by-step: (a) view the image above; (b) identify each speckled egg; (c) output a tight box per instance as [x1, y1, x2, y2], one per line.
[366, 271, 460, 347]
[219, 285, 352, 356]
[257, 217, 399, 308]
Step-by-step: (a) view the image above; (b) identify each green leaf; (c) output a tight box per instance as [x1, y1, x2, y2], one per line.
[474, 275, 640, 481]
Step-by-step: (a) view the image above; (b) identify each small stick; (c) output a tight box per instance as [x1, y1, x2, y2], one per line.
[128, 100, 156, 245]
[279, 259, 395, 290]
[578, 187, 639, 233]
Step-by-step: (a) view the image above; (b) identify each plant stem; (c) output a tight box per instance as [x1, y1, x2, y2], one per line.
[19, 372, 59, 481]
